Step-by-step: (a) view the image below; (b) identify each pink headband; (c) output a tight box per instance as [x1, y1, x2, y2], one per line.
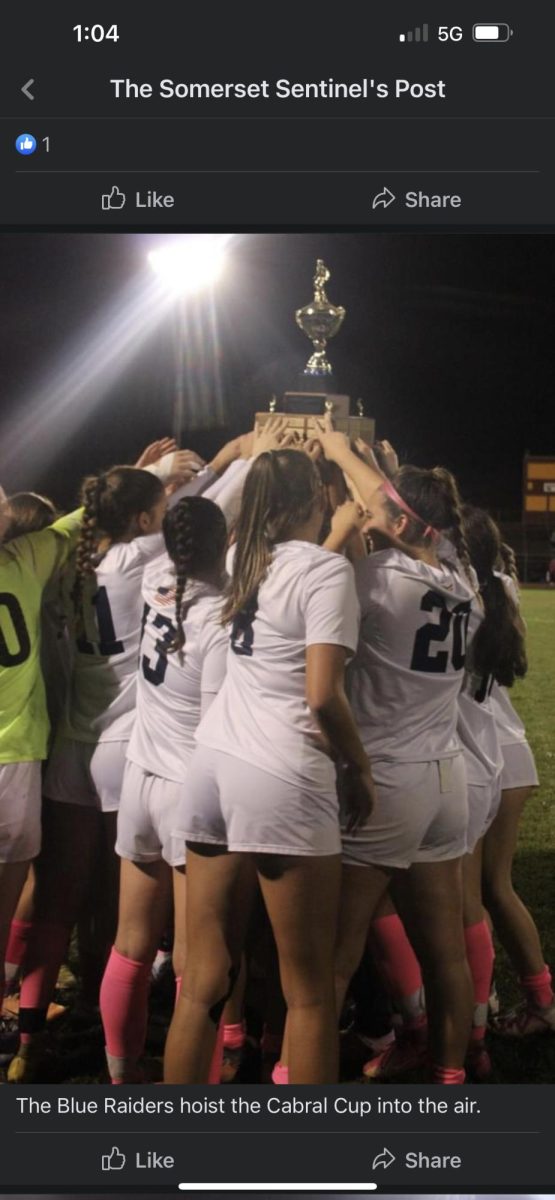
[381, 478, 439, 541]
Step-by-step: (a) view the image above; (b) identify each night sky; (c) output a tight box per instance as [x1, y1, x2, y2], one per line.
[0, 232, 553, 516]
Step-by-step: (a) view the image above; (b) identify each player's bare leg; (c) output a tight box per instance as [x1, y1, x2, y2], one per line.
[0, 861, 31, 1009]
[8, 801, 100, 1081]
[164, 845, 255, 1083]
[172, 864, 187, 985]
[79, 811, 120, 1007]
[334, 862, 392, 1018]
[100, 857, 173, 1083]
[482, 787, 555, 1034]
[462, 840, 494, 1078]
[256, 853, 342, 1085]
[396, 857, 473, 1080]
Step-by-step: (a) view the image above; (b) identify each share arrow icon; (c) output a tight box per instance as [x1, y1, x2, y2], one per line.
[21, 79, 35, 100]
[371, 1147, 396, 1170]
[372, 187, 396, 210]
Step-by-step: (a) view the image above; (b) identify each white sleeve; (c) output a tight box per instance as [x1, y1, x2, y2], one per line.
[203, 459, 251, 528]
[303, 553, 360, 655]
[168, 466, 218, 507]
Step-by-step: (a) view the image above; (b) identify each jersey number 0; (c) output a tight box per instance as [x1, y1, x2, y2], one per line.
[0, 593, 31, 666]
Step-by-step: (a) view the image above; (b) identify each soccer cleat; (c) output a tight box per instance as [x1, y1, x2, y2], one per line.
[492, 999, 555, 1038]
[356, 1028, 396, 1056]
[221, 1044, 245, 1084]
[7, 1037, 47, 1083]
[150, 948, 173, 986]
[488, 981, 500, 1018]
[0, 1015, 19, 1066]
[363, 1031, 427, 1080]
[466, 1040, 492, 1081]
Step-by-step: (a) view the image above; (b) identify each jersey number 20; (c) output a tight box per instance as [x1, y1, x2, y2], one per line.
[410, 589, 471, 673]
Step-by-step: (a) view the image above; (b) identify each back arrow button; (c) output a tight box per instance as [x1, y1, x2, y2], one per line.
[21, 79, 35, 100]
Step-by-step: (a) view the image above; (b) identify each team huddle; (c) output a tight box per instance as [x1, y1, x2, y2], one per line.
[0, 415, 552, 1086]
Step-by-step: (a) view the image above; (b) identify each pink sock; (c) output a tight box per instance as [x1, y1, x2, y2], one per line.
[5, 919, 33, 983]
[271, 1062, 289, 1085]
[432, 1065, 466, 1084]
[18, 921, 71, 1043]
[207, 1019, 224, 1084]
[99, 947, 151, 1080]
[521, 965, 553, 1009]
[370, 913, 426, 1029]
[464, 920, 495, 1041]
[224, 1021, 246, 1050]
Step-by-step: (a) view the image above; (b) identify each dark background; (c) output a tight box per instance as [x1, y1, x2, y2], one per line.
[0, 232, 553, 515]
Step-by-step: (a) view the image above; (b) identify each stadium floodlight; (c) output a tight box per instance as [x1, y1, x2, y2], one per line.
[148, 234, 231, 297]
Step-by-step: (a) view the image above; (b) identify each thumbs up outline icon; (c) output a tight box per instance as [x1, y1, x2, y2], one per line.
[101, 1146, 126, 1171]
[101, 186, 127, 210]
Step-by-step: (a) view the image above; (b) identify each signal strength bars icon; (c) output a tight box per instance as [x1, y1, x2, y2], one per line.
[399, 23, 429, 42]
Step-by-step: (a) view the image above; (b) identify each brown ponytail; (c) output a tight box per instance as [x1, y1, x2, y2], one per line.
[72, 466, 165, 615]
[462, 505, 527, 687]
[222, 450, 322, 625]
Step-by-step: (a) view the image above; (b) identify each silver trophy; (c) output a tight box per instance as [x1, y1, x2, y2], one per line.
[295, 259, 346, 377]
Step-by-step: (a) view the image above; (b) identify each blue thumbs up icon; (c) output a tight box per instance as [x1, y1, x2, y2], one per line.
[15, 133, 37, 155]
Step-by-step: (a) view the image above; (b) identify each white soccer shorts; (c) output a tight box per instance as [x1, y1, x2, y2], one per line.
[174, 744, 341, 857]
[43, 735, 126, 812]
[499, 739, 539, 790]
[116, 759, 186, 868]
[341, 753, 468, 870]
[0, 760, 41, 863]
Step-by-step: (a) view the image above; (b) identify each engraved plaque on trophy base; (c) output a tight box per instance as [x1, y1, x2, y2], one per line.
[255, 400, 377, 448]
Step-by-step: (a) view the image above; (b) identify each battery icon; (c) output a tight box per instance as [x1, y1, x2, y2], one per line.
[473, 23, 513, 41]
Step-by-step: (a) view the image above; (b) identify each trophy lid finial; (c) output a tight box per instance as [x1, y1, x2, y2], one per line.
[314, 259, 331, 303]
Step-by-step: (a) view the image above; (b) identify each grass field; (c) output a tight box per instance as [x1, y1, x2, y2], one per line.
[3, 592, 554, 1085]
[487, 589, 555, 1082]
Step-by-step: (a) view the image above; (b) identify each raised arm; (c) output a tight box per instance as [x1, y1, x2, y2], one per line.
[315, 414, 386, 509]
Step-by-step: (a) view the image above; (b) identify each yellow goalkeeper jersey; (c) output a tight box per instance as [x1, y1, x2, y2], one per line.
[0, 510, 82, 763]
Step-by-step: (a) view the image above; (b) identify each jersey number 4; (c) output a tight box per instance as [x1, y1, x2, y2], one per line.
[0, 593, 31, 667]
[410, 589, 471, 673]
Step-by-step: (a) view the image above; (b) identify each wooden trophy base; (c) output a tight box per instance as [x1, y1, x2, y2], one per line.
[256, 391, 374, 443]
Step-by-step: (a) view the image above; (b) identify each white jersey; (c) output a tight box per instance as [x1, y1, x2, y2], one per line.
[61, 533, 169, 743]
[196, 541, 360, 795]
[60, 460, 251, 745]
[457, 601, 503, 787]
[348, 548, 476, 762]
[489, 570, 528, 746]
[127, 559, 228, 783]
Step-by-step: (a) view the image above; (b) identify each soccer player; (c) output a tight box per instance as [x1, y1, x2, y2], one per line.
[100, 496, 230, 1084]
[0, 489, 82, 1027]
[165, 448, 375, 1085]
[477, 519, 555, 1036]
[316, 418, 476, 1084]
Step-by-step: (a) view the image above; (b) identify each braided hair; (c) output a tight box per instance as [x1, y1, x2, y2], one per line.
[462, 505, 527, 687]
[163, 496, 227, 652]
[384, 464, 474, 584]
[72, 466, 164, 614]
[222, 450, 323, 625]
